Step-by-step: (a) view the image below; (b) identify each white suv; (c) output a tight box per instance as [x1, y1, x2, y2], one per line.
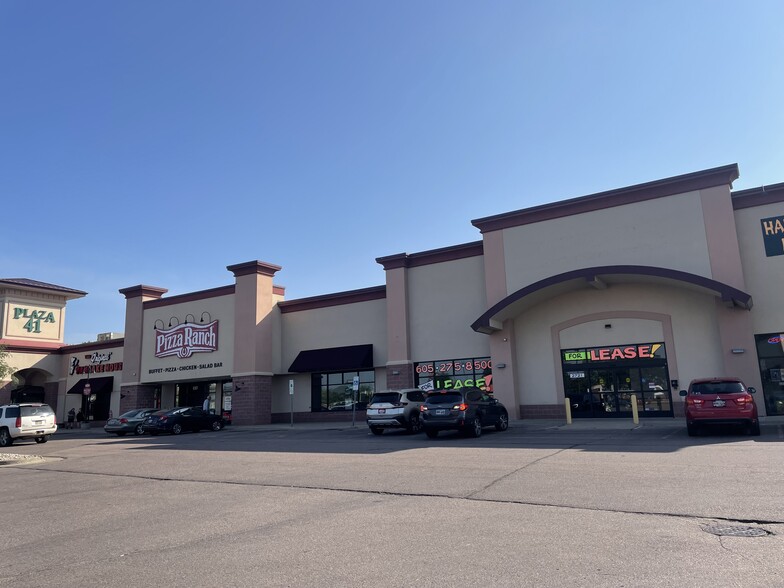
[0, 403, 58, 447]
[366, 389, 427, 435]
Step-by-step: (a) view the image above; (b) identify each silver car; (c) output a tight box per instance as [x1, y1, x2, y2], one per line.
[104, 408, 160, 436]
[366, 389, 427, 435]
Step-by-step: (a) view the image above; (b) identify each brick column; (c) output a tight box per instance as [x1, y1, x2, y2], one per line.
[386, 363, 414, 389]
[231, 375, 272, 425]
[120, 385, 158, 413]
[0, 380, 12, 405]
[227, 260, 281, 426]
[43, 382, 59, 412]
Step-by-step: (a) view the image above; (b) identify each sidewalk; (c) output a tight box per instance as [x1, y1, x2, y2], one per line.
[54, 415, 784, 437]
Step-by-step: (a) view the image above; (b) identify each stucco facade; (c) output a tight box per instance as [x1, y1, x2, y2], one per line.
[3, 164, 784, 425]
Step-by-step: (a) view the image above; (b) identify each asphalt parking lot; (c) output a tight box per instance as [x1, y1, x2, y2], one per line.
[2, 417, 783, 587]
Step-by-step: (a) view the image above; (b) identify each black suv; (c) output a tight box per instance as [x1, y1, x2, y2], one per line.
[420, 387, 509, 438]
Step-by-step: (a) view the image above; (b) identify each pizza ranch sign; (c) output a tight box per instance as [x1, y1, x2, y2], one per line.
[155, 321, 219, 359]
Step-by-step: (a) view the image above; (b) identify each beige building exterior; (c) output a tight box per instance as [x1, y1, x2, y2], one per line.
[2, 164, 784, 425]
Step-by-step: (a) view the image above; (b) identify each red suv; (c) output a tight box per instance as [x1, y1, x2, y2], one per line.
[679, 377, 760, 437]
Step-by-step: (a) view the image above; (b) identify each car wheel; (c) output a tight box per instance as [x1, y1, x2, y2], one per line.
[495, 411, 509, 431]
[135, 424, 145, 435]
[0, 428, 12, 447]
[35, 435, 50, 443]
[172, 424, 183, 435]
[686, 422, 698, 437]
[115, 432, 127, 437]
[369, 426, 384, 436]
[749, 422, 761, 436]
[406, 414, 423, 434]
[425, 428, 438, 439]
[211, 420, 222, 431]
[469, 416, 482, 438]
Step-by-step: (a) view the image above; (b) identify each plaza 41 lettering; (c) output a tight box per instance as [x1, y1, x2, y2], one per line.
[13, 307, 56, 333]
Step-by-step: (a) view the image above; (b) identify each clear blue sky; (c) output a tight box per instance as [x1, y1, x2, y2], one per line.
[2, 1, 783, 344]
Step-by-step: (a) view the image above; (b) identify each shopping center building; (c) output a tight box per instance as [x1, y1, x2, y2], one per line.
[2, 163, 784, 424]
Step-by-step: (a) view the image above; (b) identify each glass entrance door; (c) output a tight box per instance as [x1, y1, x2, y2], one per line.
[564, 357, 673, 418]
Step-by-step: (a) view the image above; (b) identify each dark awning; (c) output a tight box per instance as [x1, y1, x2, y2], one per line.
[288, 344, 373, 373]
[66, 376, 114, 395]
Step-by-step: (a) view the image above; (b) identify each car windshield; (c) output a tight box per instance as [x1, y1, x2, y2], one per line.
[691, 382, 745, 395]
[426, 392, 464, 405]
[20, 405, 54, 417]
[370, 393, 401, 404]
[120, 410, 144, 418]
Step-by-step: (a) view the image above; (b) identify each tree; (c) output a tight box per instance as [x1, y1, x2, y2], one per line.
[0, 345, 15, 381]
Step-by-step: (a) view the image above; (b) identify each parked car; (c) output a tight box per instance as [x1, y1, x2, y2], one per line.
[420, 387, 509, 438]
[141, 407, 225, 435]
[679, 377, 760, 436]
[0, 403, 58, 447]
[104, 408, 159, 436]
[366, 389, 427, 435]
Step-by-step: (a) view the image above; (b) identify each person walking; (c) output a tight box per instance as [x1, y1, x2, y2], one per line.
[67, 408, 76, 429]
[76, 409, 84, 427]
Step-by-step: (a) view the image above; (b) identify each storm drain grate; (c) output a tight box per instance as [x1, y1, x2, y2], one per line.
[701, 524, 771, 537]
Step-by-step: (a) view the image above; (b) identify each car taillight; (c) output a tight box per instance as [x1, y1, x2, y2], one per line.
[15, 416, 21, 427]
[734, 394, 754, 406]
[120, 418, 128, 424]
[686, 397, 703, 406]
[160, 416, 168, 421]
[420, 405, 428, 412]
[453, 403, 468, 411]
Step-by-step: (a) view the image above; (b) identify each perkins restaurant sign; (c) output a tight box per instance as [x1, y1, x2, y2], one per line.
[155, 321, 219, 359]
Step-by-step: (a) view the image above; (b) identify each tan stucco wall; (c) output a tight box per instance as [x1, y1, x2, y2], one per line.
[501, 191, 712, 293]
[140, 295, 235, 384]
[7, 350, 61, 379]
[735, 203, 784, 333]
[1, 288, 67, 343]
[407, 255, 490, 361]
[280, 298, 388, 373]
[513, 283, 724, 405]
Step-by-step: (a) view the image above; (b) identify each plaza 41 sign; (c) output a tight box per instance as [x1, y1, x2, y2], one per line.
[155, 320, 219, 359]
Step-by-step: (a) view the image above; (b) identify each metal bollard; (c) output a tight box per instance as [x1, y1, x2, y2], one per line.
[564, 397, 572, 425]
[630, 394, 639, 425]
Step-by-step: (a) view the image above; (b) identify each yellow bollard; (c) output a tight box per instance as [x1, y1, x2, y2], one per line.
[564, 397, 572, 425]
[630, 393, 639, 425]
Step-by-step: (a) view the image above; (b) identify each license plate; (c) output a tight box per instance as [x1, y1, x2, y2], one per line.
[713, 399, 726, 408]
[378, 408, 386, 414]
[436, 409, 447, 415]
[33, 420, 43, 425]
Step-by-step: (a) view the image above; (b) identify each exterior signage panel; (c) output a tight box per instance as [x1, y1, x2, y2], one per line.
[562, 343, 665, 363]
[154, 320, 219, 359]
[5, 303, 62, 340]
[761, 215, 784, 257]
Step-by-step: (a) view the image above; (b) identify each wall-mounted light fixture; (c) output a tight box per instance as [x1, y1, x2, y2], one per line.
[200, 311, 212, 323]
[731, 348, 745, 354]
[496, 363, 507, 369]
[391, 370, 400, 375]
[168, 316, 180, 327]
[185, 313, 195, 324]
[153, 319, 165, 330]
[604, 324, 612, 329]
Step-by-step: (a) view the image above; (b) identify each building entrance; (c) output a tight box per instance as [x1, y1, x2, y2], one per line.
[561, 342, 673, 418]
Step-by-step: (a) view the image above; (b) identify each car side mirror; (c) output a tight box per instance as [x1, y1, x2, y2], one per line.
[679, 390, 687, 397]
[748, 387, 756, 394]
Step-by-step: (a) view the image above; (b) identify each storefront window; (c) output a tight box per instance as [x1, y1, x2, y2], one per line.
[754, 333, 784, 416]
[318, 370, 374, 411]
[414, 357, 492, 392]
[562, 343, 672, 418]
